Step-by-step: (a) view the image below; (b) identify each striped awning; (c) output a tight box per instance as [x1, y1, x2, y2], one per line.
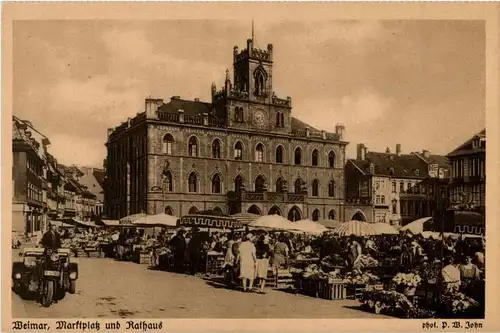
[231, 212, 260, 225]
[333, 220, 378, 237]
[317, 219, 342, 229]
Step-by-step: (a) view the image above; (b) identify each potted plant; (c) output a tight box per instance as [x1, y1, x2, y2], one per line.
[392, 273, 422, 297]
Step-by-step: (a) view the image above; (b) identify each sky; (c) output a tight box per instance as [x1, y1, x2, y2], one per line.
[13, 20, 485, 167]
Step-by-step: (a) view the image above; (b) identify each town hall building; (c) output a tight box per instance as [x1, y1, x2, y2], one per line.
[106, 34, 348, 222]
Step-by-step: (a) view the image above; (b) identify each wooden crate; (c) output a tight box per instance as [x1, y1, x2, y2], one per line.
[346, 284, 366, 299]
[299, 277, 319, 297]
[205, 254, 224, 275]
[135, 251, 151, 265]
[87, 251, 101, 258]
[318, 280, 347, 300]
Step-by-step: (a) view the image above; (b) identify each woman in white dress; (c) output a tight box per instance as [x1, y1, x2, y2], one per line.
[237, 234, 257, 292]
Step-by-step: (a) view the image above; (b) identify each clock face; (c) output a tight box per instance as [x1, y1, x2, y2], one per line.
[253, 110, 266, 127]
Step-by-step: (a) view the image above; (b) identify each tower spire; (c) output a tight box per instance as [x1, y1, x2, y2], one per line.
[252, 19, 255, 43]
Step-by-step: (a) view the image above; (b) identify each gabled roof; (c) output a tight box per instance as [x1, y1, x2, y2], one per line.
[447, 129, 486, 157]
[349, 152, 429, 178]
[93, 169, 106, 189]
[412, 152, 449, 169]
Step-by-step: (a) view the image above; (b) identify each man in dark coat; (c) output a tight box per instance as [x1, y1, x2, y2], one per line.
[40, 223, 62, 249]
[187, 227, 203, 275]
[169, 229, 187, 272]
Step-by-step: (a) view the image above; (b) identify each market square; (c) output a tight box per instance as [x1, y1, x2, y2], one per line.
[10, 18, 485, 321]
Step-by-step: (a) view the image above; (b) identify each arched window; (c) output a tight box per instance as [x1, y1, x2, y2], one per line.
[328, 151, 336, 168]
[235, 107, 244, 123]
[328, 180, 335, 197]
[312, 209, 320, 222]
[295, 178, 303, 194]
[276, 178, 285, 193]
[294, 147, 302, 165]
[255, 175, 266, 192]
[212, 174, 221, 194]
[255, 144, 264, 162]
[234, 141, 243, 160]
[212, 207, 223, 215]
[328, 210, 336, 220]
[188, 136, 198, 157]
[188, 206, 199, 214]
[234, 175, 243, 193]
[212, 139, 221, 159]
[276, 113, 280, 126]
[164, 206, 173, 215]
[255, 71, 266, 95]
[281, 113, 285, 127]
[188, 172, 197, 193]
[162, 134, 174, 155]
[268, 206, 281, 216]
[163, 171, 173, 192]
[288, 206, 302, 222]
[276, 146, 284, 164]
[312, 179, 319, 197]
[312, 149, 319, 166]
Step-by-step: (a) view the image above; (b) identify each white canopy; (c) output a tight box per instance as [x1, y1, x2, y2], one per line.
[291, 219, 328, 235]
[399, 217, 433, 234]
[132, 213, 179, 228]
[119, 213, 147, 225]
[371, 222, 398, 235]
[248, 214, 295, 230]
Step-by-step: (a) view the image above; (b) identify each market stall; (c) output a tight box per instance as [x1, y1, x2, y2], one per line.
[172, 211, 244, 275]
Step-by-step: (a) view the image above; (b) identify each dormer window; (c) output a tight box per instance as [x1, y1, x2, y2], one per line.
[414, 169, 420, 176]
[472, 138, 480, 149]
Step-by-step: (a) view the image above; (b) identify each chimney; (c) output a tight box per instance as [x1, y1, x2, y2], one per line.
[396, 144, 402, 156]
[145, 98, 163, 119]
[422, 149, 430, 158]
[233, 45, 239, 60]
[194, 98, 200, 102]
[171, 96, 180, 100]
[357, 143, 366, 160]
[267, 44, 273, 61]
[385, 147, 391, 154]
[335, 123, 345, 140]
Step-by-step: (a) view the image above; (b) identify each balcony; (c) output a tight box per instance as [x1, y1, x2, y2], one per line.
[345, 197, 371, 205]
[227, 190, 305, 203]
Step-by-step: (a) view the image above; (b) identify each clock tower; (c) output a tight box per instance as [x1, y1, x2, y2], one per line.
[211, 29, 292, 133]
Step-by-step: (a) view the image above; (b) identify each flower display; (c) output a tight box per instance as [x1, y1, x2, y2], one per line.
[441, 292, 481, 317]
[358, 254, 379, 268]
[343, 271, 379, 285]
[392, 273, 422, 288]
[359, 289, 434, 318]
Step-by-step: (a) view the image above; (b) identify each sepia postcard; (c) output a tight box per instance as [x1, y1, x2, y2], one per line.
[2, 2, 500, 332]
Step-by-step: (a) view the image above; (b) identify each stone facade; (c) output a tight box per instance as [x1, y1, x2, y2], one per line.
[106, 35, 348, 222]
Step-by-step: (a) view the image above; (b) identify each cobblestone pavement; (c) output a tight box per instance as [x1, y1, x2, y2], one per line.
[11, 255, 386, 319]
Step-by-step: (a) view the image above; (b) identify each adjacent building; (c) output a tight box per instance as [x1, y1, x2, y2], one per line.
[12, 116, 103, 239]
[345, 144, 450, 226]
[12, 116, 51, 240]
[106, 34, 348, 222]
[446, 129, 486, 215]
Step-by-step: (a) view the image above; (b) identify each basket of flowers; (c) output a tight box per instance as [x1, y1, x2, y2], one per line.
[392, 273, 422, 297]
[440, 292, 481, 318]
